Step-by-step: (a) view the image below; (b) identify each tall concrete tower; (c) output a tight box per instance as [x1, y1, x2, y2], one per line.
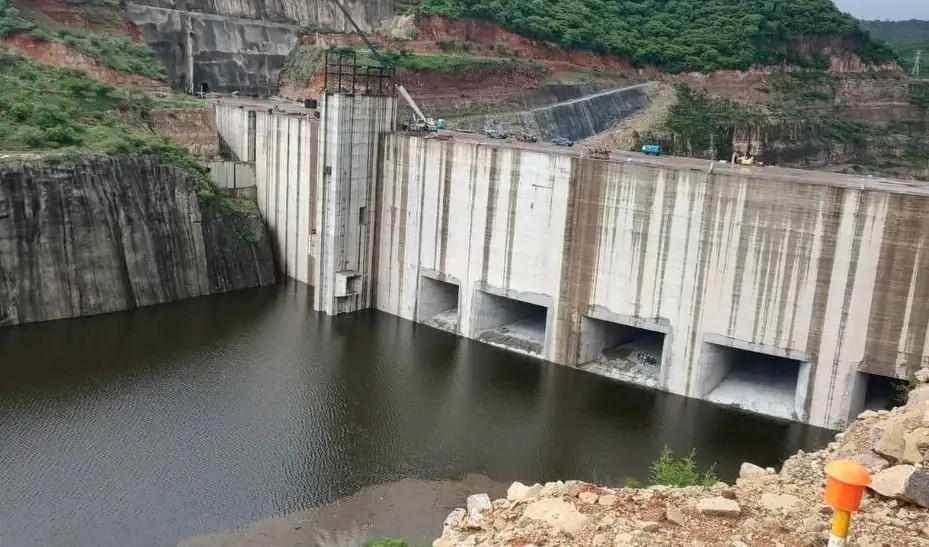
[313, 52, 397, 315]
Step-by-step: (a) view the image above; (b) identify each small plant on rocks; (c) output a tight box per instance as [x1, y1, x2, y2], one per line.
[649, 445, 718, 487]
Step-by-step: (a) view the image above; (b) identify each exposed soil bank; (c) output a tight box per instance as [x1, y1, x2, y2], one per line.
[180, 476, 509, 547]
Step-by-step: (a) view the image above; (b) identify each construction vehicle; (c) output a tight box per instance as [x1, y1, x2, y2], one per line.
[732, 152, 762, 166]
[328, 0, 440, 132]
[586, 147, 610, 160]
[641, 144, 661, 156]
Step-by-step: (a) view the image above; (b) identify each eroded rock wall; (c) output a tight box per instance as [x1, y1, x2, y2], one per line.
[127, 4, 298, 94]
[0, 155, 275, 327]
[128, 0, 398, 29]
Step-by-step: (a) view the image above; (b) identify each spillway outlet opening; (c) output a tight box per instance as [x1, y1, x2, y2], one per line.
[418, 276, 460, 333]
[473, 291, 548, 356]
[700, 342, 808, 422]
[577, 316, 665, 388]
[852, 372, 911, 415]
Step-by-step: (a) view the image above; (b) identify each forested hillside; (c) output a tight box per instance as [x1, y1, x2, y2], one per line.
[861, 20, 929, 73]
[417, 0, 894, 72]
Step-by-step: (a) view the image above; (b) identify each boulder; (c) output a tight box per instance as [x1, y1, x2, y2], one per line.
[579, 491, 599, 504]
[858, 409, 879, 420]
[665, 504, 685, 526]
[915, 367, 929, 384]
[523, 498, 590, 536]
[759, 493, 802, 512]
[870, 465, 929, 508]
[907, 385, 929, 410]
[466, 493, 492, 528]
[443, 508, 466, 534]
[739, 462, 767, 479]
[845, 452, 891, 474]
[506, 481, 542, 502]
[902, 428, 929, 463]
[598, 494, 618, 506]
[697, 497, 741, 517]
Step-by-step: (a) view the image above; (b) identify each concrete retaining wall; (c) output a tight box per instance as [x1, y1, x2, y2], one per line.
[453, 84, 655, 141]
[214, 104, 255, 161]
[208, 160, 255, 189]
[254, 112, 318, 284]
[374, 135, 929, 428]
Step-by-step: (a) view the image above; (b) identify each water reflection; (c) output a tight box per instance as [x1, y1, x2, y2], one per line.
[0, 282, 831, 547]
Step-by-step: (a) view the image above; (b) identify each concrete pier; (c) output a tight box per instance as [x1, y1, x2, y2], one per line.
[215, 99, 927, 429]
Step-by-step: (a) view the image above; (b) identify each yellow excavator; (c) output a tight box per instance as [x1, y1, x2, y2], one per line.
[732, 152, 759, 166]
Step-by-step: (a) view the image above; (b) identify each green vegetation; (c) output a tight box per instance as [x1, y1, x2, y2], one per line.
[861, 20, 929, 73]
[31, 20, 166, 79]
[356, 49, 537, 74]
[0, 51, 190, 152]
[663, 84, 765, 157]
[418, 0, 894, 73]
[894, 376, 919, 405]
[0, 0, 32, 36]
[435, 37, 475, 53]
[649, 446, 718, 488]
[364, 541, 408, 547]
[910, 81, 929, 111]
[1, 0, 165, 79]
[0, 52, 218, 206]
[284, 44, 326, 87]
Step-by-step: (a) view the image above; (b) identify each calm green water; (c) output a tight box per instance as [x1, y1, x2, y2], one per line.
[0, 282, 831, 547]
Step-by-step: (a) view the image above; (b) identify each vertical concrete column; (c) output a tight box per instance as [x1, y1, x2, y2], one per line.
[314, 93, 397, 315]
[247, 111, 257, 163]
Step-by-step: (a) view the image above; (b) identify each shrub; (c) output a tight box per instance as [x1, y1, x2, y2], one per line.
[436, 38, 457, 52]
[648, 446, 718, 487]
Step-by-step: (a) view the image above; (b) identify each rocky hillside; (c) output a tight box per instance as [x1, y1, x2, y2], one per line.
[435, 369, 929, 547]
[416, 0, 895, 73]
[0, 155, 275, 327]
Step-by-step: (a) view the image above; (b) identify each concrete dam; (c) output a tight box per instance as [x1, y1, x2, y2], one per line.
[215, 88, 929, 430]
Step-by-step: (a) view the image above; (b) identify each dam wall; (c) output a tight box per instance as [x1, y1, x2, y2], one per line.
[254, 110, 318, 284]
[215, 103, 317, 283]
[374, 135, 929, 429]
[453, 84, 655, 141]
[0, 156, 275, 328]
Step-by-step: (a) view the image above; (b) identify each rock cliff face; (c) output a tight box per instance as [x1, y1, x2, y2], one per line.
[127, 4, 299, 94]
[128, 0, 398, 29]
[0, 155, 275, 327]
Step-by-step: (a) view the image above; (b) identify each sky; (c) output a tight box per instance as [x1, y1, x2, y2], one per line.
[834, 0, 929, 20]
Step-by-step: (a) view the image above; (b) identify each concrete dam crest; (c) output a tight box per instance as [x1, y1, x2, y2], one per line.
[215, 88, 929, 430]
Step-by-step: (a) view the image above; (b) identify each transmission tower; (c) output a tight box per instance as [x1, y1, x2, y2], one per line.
[913, 50, 922, 78]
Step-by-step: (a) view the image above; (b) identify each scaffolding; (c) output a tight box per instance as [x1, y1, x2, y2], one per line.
[323, 50, 395, 97]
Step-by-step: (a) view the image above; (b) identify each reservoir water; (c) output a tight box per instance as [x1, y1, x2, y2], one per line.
[0, 282, 832, 547]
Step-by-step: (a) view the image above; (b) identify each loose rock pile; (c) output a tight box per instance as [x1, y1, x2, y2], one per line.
[434, 369, 929, 547]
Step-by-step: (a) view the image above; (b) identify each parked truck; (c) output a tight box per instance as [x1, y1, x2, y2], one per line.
[641, 144, 661, 156]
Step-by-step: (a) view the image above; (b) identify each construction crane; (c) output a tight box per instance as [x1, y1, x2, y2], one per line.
[327, 0, 440, 131]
